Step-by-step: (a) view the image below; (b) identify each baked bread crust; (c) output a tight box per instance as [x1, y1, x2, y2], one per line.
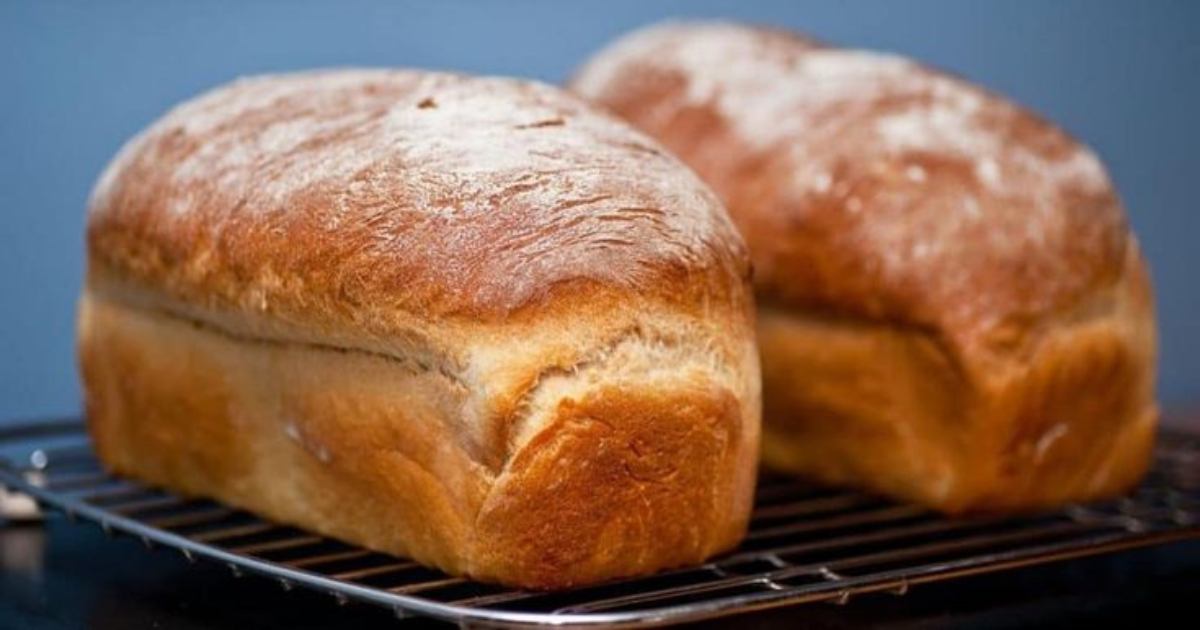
[81, 69, 760, 587]
[572, 22, 1157, 512]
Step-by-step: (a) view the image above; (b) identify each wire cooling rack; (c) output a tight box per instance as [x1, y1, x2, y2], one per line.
[1, 419, 1198, 628]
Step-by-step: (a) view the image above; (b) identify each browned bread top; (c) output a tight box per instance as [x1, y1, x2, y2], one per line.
[87, 69, 751, 335]
[572, 22, 1134, 359]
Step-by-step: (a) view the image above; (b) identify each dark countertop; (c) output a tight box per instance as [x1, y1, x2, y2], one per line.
[3, 515, 1199, 629]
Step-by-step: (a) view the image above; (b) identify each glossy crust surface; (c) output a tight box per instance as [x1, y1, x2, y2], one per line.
[572, 22, 1157, 512]
[81, 70, 760, 587]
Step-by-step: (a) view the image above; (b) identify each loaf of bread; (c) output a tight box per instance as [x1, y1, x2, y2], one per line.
[79, 69, 761, 588]
[572, 22, 1157, 513]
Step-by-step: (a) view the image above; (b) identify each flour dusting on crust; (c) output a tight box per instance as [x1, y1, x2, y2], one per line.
[572, 22, 1127, 340]
[89, 69, 750, 320]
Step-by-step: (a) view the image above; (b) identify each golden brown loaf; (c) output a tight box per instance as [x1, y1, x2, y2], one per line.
[79, 69, 762, 588]
[572, 22, 1158, 513]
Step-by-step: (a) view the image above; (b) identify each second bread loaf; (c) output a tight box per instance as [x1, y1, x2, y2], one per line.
[572, 22, 1157, 513]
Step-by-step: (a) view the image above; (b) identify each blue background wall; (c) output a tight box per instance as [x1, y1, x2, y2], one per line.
[1, 1, 1197, 425]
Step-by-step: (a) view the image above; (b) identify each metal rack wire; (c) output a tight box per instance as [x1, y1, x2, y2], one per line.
[1, 419, 1198, 628]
